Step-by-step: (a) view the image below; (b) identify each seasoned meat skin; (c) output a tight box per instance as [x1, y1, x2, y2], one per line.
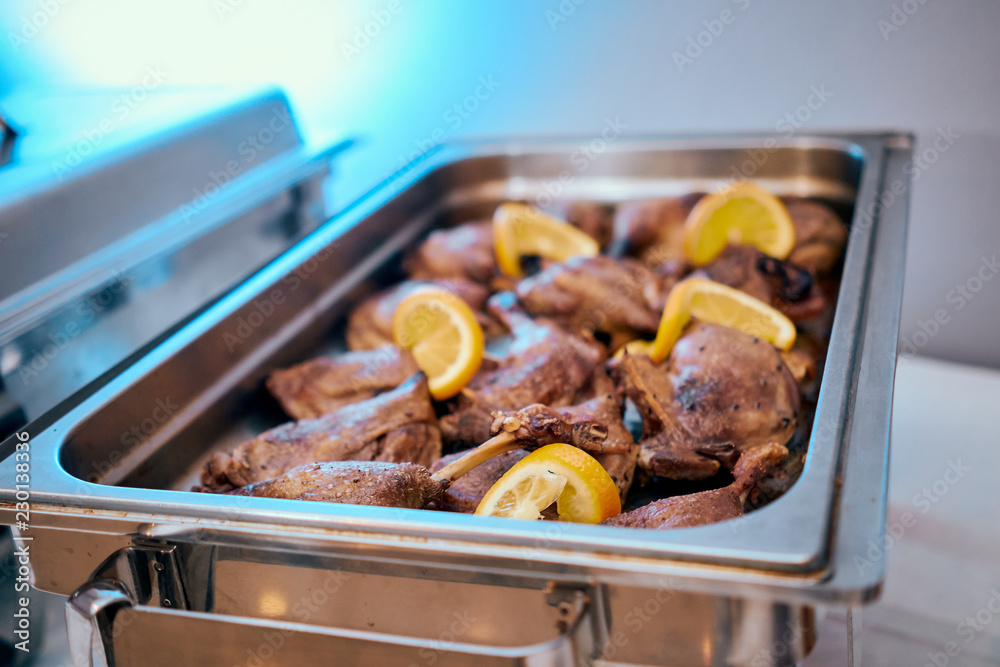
[696, 245, 827, 323]
[609, 195, 701, 264]
[556, 376, 639, 503]
[236, 461, 446, 509]
[428, 449, 528, 513]
[543, 201, 615, 248]
[346, 279, 501, 351]
[784, 198, 848, 275]
[439, 295, 605, 447]
[616, 323, 799, 480]
[515, 256, 660, 350]
[488, 403, 628, 456]
[267, 345, 419, 420]
[405, 221, 497, 284]
[602, 442, 788, 529]
[202, 373, 441, 490]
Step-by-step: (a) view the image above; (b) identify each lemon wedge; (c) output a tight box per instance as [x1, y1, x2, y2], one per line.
[493, 203, 600, 277]
[391, 287, 484, 400]
[475, 443, 621, 523]
[649, 277, 796, 363]
[682, 182, 795, 265]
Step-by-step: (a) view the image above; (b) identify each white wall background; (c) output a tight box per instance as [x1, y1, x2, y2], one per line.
[2, 0, 998, 368]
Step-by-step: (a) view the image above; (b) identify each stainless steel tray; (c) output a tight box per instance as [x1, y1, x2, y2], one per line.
[0, 133, 912, 666]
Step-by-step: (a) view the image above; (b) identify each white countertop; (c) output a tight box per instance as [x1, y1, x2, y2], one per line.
[806, 355, 1000, 665]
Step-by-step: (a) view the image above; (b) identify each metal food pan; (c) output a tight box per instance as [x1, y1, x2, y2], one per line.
[0, 133, 911, 666]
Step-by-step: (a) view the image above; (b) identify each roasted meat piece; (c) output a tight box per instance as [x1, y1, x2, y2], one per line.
[267, 345, 419, 419]
[515, 256, 660, 350]
[784, 198, 848, 275]
[438, 296, 605, 446]
[615, 323, 799, 480]
[428, 449, 528, 513]
[602, 442, 788, 529]
[201, 373, 441, 490]
[346, 279, 500, 351]
[542, 201, 615, 248]
[405, 221, 497, 284]
[609, 195, 701, 265]
[236, 461, 446, 509]
[556, 377, 639, 503]
[696, 245, 828, 323]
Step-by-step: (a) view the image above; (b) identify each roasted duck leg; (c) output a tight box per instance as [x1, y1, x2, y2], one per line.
[235, 461, 447, 509]
[429, 369, 637, 512]
[515, 256, 660, 350]
[201, 373, 441, 491]
[615, 323, 799, 480]
[439, 294, 605, 446]
[232, 405, 615, 510]
[346, 279, 502, 351]
[404, 221, 498, 284]
[267, 344, 419, 419]
[603, 442, 788, 529]
[696, 245, 827, 323]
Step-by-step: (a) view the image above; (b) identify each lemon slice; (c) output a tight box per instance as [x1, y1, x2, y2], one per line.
[612, 339, 655, 360]
[475, 443, 621, 523]
[493, 203, 600, 277]
[391, 287, 484, 400]
[682, 182, 795, 265]
[649, 277, 796, 363]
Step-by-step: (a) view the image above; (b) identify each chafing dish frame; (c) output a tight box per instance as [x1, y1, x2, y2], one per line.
[0, 132, 912, 665]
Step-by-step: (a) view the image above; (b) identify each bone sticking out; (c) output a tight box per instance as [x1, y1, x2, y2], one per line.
[430, 431, 519, 483]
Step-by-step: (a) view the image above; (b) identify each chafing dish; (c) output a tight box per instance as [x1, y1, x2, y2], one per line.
[0, 132, 912, 666]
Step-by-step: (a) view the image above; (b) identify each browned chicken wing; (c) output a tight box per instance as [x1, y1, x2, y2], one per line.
[236, 461, 446, 509]
[267, 345, 418, 420]
[615, 323, 799, 480]
[515, 256, 660, 350]
[602, 442, 788, 529]
[405, 221, 497, 284]
[439, 295, 605, 447]
[201, 373, 441, 491]
[346, 279, 501, 351]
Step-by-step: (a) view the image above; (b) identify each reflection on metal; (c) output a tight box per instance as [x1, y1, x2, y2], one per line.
[0, 87, 350, 424]
[1, 133, 912, 666]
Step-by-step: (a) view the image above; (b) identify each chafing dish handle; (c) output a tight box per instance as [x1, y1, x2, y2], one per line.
[65, 580, 605, 667]
[65, 580, 135, 667]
